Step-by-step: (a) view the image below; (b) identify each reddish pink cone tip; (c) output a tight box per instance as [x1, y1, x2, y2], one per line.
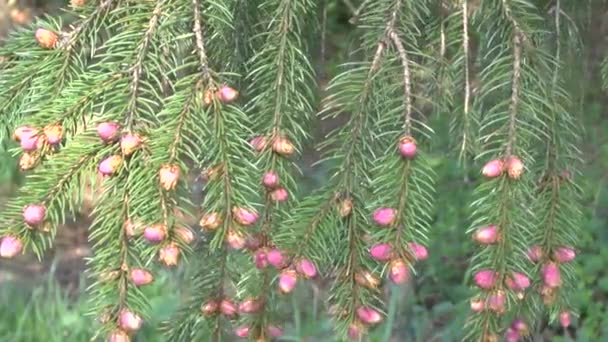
[474, 225, 499, 244]
[143, 224, 167, 243]
[250, 135, 268, 152]
[370, 243, 392, 262]
[356, 306, 382, 325]
[235, 325, 249, 338]
[526, 245, 544, 263]
[296, 258, 317, 279]
[482, 159, 503, 178]
[559, 311, 571, 328]
[238, 298, 261, 314]
[542, 262, 561, 288]
[278, 270, 298, 294]
[232, 207, 259, 226]
[220, 299, 237, 317]
[267, 248, 287, 269]
[398, 137, 417, 159]
[97, 122, 120, 143]
[218, 85, 238, 103]
[254, 249, 268, 269]
[23, 204, 46, 226]
[408, 242, 428, 260]
[389, 259, 410, 284]
[270, 187, 289, 202]
[118, 309, 142, 332]
[554, 246, 576, 263]
[372, 207, 396, 226]
[474, 269, 497, 289]
[0, 236, 23, 258]
[505, 272, 530, 291]
[263, 171, 279, 188]
[130, 268, 154, 286]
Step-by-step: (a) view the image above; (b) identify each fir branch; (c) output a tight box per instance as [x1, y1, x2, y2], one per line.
[505, 32, 522, 157]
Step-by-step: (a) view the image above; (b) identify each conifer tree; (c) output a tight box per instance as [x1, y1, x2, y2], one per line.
[0, 0, 586, 341]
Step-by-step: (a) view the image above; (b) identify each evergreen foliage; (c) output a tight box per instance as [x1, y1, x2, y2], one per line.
[0, 0, 587, 341]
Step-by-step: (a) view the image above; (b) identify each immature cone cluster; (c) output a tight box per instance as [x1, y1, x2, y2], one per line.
[97, 122, 120, 143]
[143, 224, 167, 243]
[372, 207, 396, 226]
[35, 28, 57, 49]
[278, 269, 298, 294]
[226, 230, 246, 250]
[481, 156, 524, 179]
[232, 207, 259, 226]
[199, 212, 222, 231]
[505, 318, 529, 342]
[474, 225, 499, 244]
[15, 126, 40, 151]
[120, 134, 142, 156]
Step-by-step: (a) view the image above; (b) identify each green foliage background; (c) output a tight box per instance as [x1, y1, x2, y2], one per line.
[0, 0, 607, 341]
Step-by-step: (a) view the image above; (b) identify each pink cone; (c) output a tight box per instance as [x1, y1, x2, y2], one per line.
[372, 207, 396, 226]
[23, 204, 45, 226]
[488, 290, 506, 314]
[20, 129, 39, 151]
[97, 122, 120, 143]
[553, 246, 576, 263]
[130, 268, 154, 286]
[143, 224, 166, 243]
[119, 309, 142, 332]
[470, 298, 485, 312]
[474, 225, 498, 244]
[347, 323, 364, 340]
[220, 299, 237, 317]
[250, 135, 268, 152]
[559, 311, 571, 328]
[505, 272, 530, 291]
[511, 319, 528, 335]
[270, 187, 289, 202]
[267, 325, 284, 338]
[504, 328, 520, 342]
[120, 134, 142, 156]
[235, 325, 249, 338]
[356, 306, 382, 325]
[108, 330, 130, 342]
[226, 230, 246, 250]
[542, 262, 561, 288]
[474, 270, 497, 289]
[408, 242, 428, 260]
[482, 159, 503, 178]
[370, 243, 392, 262]
[254, 249, 268, 269]
[398, 137, 417, 159]
[174, 227, 194, 244]
[526, 245, 544, 263]
[265, 248, 285, 269]
[505, 156, 524, 179]
[295, 258, 317, 279]
[159, 243, 181, 266]
[238, 298, 261, 314]
[0, 236, 23, 258]
[201, 300, 219, 316]
[278, 270, 298, 294]
[389, 259, 410, 284]
[263, 171, 279, 188]
[232, 207, 259, 226]
[218, 85, 238, 103]
[99, 155, 122, 176]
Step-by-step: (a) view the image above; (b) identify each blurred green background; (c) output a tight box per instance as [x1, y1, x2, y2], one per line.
[0, 0, 607, 341]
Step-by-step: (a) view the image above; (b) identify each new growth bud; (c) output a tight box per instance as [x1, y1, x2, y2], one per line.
[559, 311, 571, 328]
[108, 330, 130, 342]
[542, 262, 561, 288]
[201, 300, 219, 316]
[250, 135, 268, 152]
[267, 249, 287, 269]
[262, 171, 279, 188]
[174, 227, 194, 244]
[526, 245, 544, 262]
[270, 187, 289, 202]
[505, 272, 531, 292]
[220, 299, 237, 318]
[355, 271, 381, 289]
[505, 156, 524, 179]
[19, 128, 39, 151]
[272, 136, 295, 156]
[238, 298, 261, 314]
[407, 242, 428, 260]
[218, 85, 238, 103]
[553, 246, 576, 263]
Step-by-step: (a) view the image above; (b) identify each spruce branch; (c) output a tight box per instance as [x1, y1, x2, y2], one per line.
[192, 0, 211, 82]
[462, 0, 472, 159]
[125, 0, 165, 131]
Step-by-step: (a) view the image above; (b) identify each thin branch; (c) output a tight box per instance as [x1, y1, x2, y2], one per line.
[462, 0, 471, 158]
[193, 0, 211, 82]
[505, 31, 522, 157]
[125, 0, 164, 131]
[389, 31, 412, 134]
